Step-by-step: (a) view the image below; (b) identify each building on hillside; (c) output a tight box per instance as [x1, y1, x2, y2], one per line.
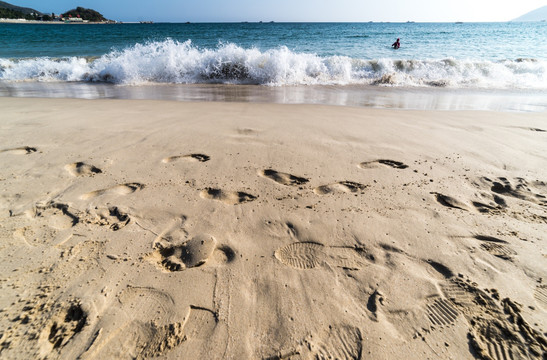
[62, 16, 85, 23]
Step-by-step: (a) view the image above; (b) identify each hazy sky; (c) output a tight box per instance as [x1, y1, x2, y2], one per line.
[16, 0, 546, 22]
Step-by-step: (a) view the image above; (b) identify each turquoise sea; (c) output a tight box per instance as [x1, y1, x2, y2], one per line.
[1, 22, 546, 110]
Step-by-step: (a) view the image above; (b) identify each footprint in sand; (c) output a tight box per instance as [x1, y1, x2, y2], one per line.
[431, 192, 471, 211]
[477, 177, 547, 207]
[432, 177, 547, 221]
[80, 183, 144, 200]
[432, 175, 547, 214]
[419, 293, 469, 356]
[274, 242, 366, 270]
[431, 192, 505, 214]
[82, 206, 131, 231]
[199, 188, 257, 205]
[425, 297, 460, 328]
[469, 235, 517, 260]
[28, 202, 129, 232]
[28, 202, 79, 230]
[479, 243, 516, 260]
[0, 146, 37, 155]
[65, 162, 102, 177]
[304, 325, 363, 359]
[534, 285, 547, 311]
[439, 281, 475, 307]
[438, 278, 547, 360]
[148, 218, 233, 271]
[162, 153, 210, 163]
[266, 324, 363, 360]
[359, 159, 409, 169]
[153, 234, 218, 272]
[313, 181, 366, 195]
[258, 169, 309, 186]
[14, 202, 79, 247]
[38, 300, 87, 356]
[80, 287, 217, 359]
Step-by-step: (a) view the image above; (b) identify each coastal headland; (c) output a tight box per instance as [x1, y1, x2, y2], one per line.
[0, 97, 545, 359]
[0, 2, 114, 23]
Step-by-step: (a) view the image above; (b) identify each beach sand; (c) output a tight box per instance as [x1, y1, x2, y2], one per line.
[0, 97, 546, 359]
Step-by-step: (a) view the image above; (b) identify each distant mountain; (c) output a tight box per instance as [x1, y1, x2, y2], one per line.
[0, 0, 43, 15]
[512, 5, 547, 21]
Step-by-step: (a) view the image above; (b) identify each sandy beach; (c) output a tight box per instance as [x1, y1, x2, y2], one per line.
[0, 97, 546, 359]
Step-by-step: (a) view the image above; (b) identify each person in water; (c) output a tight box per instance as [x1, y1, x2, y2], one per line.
[392, 38, 400, 49]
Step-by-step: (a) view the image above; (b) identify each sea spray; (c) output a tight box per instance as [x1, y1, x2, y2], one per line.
[1, 39, 546, 89]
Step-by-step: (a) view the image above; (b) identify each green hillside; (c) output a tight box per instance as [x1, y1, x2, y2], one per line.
[0, 0, 45, 19]
[0, 2, 111, 22]
[0, 0, 42, 15]
[62, 7, 107, 22]
[0, 7, 23, 18]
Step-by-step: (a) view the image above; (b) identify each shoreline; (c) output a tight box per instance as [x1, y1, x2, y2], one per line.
[1, 82, 547, 112]
[1, 97, 546, 359]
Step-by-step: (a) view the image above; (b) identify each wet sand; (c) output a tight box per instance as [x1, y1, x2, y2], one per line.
[2, 82, 547, 112]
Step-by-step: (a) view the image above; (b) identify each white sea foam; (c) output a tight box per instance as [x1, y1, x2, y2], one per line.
[1, 39, 546, 89]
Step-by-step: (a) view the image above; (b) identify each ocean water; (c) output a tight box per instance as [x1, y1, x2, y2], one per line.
[1, 22, 546, 110]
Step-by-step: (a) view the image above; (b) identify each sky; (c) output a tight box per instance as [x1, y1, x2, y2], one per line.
[15, 0, 547, 23]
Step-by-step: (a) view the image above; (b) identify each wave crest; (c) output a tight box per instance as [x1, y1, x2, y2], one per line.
[1, 39, 545, 89]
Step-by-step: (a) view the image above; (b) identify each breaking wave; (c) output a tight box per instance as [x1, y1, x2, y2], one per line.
[0, 39, 545, 89]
